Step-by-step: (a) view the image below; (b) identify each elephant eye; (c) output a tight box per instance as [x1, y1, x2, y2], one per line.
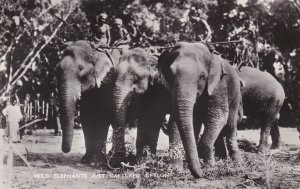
[78, 65, 84, 71]
[131, 72, 138, 81]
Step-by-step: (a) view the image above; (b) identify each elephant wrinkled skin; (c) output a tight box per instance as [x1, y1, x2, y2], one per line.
[158, 42, 242, 178]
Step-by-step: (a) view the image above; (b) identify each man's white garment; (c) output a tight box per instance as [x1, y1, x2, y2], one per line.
[2, 105, 23, 142]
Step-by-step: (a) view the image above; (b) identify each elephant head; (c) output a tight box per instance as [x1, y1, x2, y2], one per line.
[56, 40, 113, 153]
[113, 48, 157, 128]
[158, 42, 228, 178]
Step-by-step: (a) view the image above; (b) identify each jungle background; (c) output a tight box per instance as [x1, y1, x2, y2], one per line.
[0, 0, 299, 127]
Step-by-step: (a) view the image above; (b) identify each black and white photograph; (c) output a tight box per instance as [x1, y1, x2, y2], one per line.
[0, 0, 300, 188]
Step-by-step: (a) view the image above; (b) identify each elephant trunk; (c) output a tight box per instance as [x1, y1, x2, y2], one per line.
[113, 84, 132, 129]
[58, 80, 80, 153]
[172, 90, 201, 178]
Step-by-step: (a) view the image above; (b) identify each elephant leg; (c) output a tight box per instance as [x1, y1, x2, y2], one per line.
[146, 120, 161, 154]
[136, 115, 161, 160]
[168, 115, 184, 171]
[109, 127, 126, 166]
[110, 127, 126, 153]
[258, 128, 270, 153]
[214, 130, 227, 160]
[198, 105, 228, 165]
[169, 116, 182, 152]
[258, 115, 272, 153]
[198, 125, 224, 165]
[220, 91, 243, 163]
[80, 105, 95, 164]
[224, 126, 241, 163]
[270, 115, 282, 149]
[89, 116, 110, 168]
[81, 124, 95, 164]
[225, 101, 242, 163]
[136, 123, 145, 159]
[193, 105, 204, 143]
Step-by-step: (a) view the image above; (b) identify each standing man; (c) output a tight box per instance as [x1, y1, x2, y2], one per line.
[111, 18, 131, 50]
[94, 13, 111, 47]
[2, 96, 23, 143]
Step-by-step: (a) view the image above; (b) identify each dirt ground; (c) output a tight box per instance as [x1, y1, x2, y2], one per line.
[1, 127, 300, 189]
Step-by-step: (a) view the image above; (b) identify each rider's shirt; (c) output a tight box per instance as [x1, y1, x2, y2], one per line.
[192, 18, 214, 43]
[192, 20, 207, 41]
[95, 23, 110, 46]
[111, 27, 130, 46]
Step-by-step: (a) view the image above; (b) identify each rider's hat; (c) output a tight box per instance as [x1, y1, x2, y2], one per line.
[115, 18, 123, 25]
[99, 13, 108, 20]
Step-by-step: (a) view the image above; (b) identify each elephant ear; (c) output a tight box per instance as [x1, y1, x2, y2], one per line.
[93, 51, 114, 87]
[207, 55, 227, 96]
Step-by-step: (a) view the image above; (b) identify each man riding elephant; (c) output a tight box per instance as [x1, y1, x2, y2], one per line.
[94, 13, 111, 48]
[188, 7, 218, 54]
[111, 18, 131, 50]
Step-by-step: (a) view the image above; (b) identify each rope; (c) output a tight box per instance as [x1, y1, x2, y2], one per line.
[150, 46, 175, 49]
[147, 40, 242, 51]
[96, 46, 123, 50]
[209, 40, 242, 45]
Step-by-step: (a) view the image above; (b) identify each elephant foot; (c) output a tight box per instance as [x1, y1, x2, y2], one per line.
[270, 142, 282, 150]
[107, 151, 126, 168]
[258, 145, 269, 154]
[89, 154, 107, 169]
[215, 149, 227, 160]
[198, 145, 215, 166]
[203, 158, 215, 167]
[214, 136, 227, 160]
[188, 164, 203, 179]
[231, 153, 243, 166]
[81, 153, 92, 164]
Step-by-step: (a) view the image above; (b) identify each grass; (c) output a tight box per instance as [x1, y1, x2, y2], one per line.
[4, 129, 300, 188]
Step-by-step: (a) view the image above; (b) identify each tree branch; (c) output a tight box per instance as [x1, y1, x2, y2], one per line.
[10, 7, 73, 89]
[11, 45, 40, 80]
[0, 5, 55, 60]
[38, 4, 55, 18]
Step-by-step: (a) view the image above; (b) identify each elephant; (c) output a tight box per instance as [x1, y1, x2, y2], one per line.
[214, 66, 285, 157]
[56, 40, 125, 166]
[238, 67, 285, 151]
[158, 42, 242, 178]
[112, 48, 182, 160]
